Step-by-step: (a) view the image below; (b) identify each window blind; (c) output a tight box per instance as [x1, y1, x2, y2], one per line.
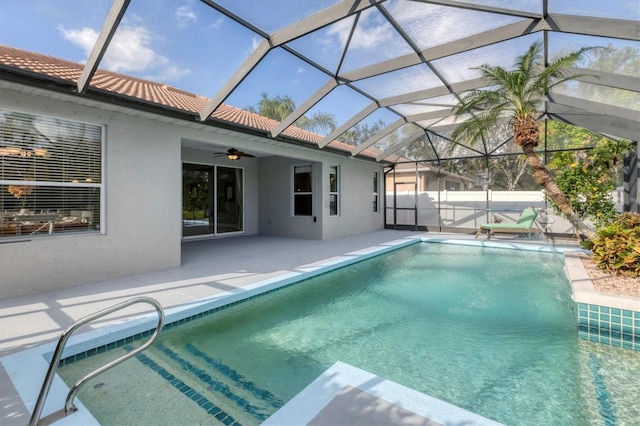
[0, 109, 102, 238]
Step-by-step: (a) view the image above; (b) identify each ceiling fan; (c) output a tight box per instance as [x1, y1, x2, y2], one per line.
[214, 148, 255, 160]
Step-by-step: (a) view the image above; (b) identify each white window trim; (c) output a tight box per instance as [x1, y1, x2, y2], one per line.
[373, 171, 380, 214]
[329, 165, 339, 217]
[0, 108, 105, 239]
[292, 164, 313, 217]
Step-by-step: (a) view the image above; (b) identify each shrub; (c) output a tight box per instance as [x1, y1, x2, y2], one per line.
[550, 139, 631, 228]
[583, 212, 640, 277]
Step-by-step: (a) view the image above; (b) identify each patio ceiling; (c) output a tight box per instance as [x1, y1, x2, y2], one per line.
[1, 0, 639, 163]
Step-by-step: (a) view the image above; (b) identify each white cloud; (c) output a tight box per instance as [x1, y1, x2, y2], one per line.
[59, 25, 190, 82]
[351, 24, 393, 49]
[323, 19, 351, 47]
[176, 5, 197, 29]
[145, 64, 191, 83]
[103, 27, 158, 73]
[324, 13, 393, 50]
[207, 16, 224, 30]
[57, 26, 99, 56]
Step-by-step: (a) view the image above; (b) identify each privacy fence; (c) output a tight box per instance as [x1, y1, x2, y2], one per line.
[385, 190, 625, 236]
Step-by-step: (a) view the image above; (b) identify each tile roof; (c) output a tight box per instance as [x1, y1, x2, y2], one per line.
[0, 45, 365, 157]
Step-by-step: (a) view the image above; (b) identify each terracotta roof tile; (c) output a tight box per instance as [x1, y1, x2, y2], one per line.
[0, 45, 380, 159]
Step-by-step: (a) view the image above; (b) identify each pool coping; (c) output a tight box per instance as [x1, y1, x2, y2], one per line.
[564, 251, 640, 312]
[262, 361, 502, 426]
[563, 251, 640, 350]
[2, 236, 631, 425]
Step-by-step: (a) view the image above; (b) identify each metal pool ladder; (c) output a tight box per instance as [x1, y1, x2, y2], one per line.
[29, 296, 165, 426]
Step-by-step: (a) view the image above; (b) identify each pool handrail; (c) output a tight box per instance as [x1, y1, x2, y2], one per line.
[29, 296, 165, 426]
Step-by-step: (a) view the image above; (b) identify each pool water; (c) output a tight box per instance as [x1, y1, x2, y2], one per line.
[58, 243, 640, 425]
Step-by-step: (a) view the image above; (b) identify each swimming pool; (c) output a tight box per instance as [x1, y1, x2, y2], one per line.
[56, 242, 640, 425]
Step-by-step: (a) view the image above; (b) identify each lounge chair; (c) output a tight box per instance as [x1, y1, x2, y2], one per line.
[475, 207, 541, 240]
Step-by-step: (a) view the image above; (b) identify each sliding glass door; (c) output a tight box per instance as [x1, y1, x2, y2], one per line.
[216, 166, 243, 234]
[182, 163, 243, 237]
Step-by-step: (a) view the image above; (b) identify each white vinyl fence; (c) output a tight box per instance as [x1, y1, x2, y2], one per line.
[385, 190, 580, 235]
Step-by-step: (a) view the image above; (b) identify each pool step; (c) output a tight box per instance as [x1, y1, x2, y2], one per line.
[183, 343, 282, 410]
[124, 345, 243, 425]
[133, 343, 281, 425]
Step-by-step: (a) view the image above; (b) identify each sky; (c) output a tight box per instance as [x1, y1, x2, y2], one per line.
[0, 0, 637, 135]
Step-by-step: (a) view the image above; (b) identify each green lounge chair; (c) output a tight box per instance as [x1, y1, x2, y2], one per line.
[475, 207, 541, 240]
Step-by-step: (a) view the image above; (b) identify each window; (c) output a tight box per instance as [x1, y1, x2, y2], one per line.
[329, 165, 339, 216]
[446, 180, 461, 191]
[294, 165, 312, 216]
[0, 109, 102, 238]
[373, 172, 379, 213]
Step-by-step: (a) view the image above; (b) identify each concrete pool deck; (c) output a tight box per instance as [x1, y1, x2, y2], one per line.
[0, 230, 584, 425]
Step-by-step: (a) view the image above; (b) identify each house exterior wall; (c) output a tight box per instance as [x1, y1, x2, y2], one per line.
[0, 86, 182, 299]
[258, 156, 385, 240]
[258, 156, 323, 239]
[387, 170, 471, 192]
[321, 159, 384, 240]
[0, 84, 386, 299]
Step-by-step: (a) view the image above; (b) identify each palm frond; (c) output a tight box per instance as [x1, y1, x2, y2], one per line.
[536, 46, 599, 91]
[451, 42, 596, 151]
[452, 92, 508, 149]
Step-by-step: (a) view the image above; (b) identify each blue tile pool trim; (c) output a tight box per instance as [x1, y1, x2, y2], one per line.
[576, 303, 640, 351]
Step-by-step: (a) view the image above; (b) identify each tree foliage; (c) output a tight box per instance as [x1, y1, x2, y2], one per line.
[337, 119, 387, 146]
[247, 92, 336, 135]
[182, 170, 208, 220]
[451, 41, 599, 240]
[548, 132, 631, 227]
[560, 44, 640, 110]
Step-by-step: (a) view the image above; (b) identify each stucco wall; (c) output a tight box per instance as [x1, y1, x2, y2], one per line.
[258, 156, 384, 240]
[0, 84, 386, 299]
[258, 156, 323, 239]
[321, 159, 385, 240]
[0, 87, 182, 299]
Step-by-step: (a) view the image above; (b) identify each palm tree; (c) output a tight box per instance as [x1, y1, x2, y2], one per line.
[247, 92, 336, 135]
[247, 93, 295, 121]
[452, 41, 598, 240]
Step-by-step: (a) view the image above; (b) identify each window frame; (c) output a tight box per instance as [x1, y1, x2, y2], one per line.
[373, 171, 379, 213]
[446, 180, 461, 191]
[293, 164, 313, 216]
[329, 165, 339, 216]
[0, 108, 104, 240]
